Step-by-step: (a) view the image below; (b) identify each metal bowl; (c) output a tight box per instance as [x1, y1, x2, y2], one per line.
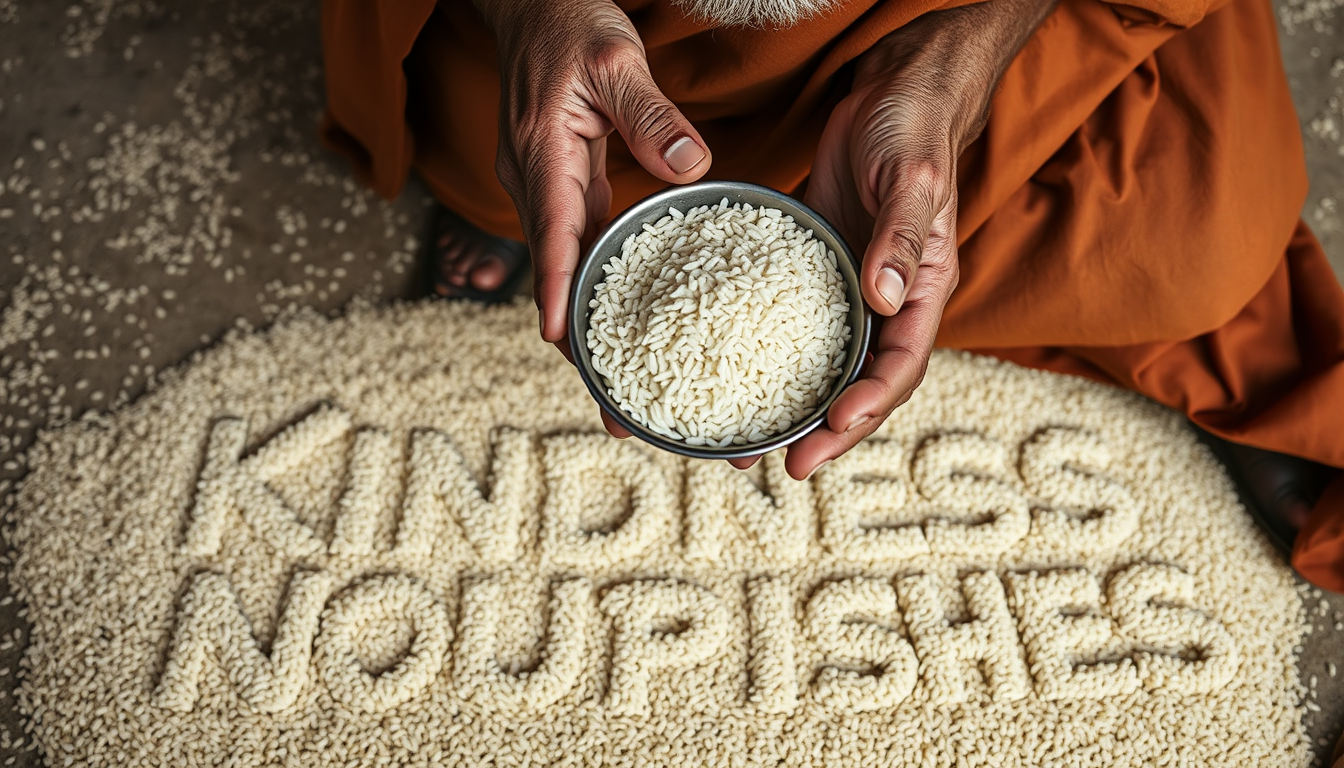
[568, 180, 871, 460]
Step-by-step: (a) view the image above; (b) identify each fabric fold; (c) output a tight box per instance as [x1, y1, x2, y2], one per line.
[320, 0, 1344, 591]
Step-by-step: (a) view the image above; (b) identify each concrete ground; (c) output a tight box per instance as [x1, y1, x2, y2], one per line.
[0, 0, 1341, 764]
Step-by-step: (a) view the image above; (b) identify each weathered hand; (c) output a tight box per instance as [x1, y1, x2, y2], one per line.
[476, 0, 712, 352]
[767, 0, 1057, 480]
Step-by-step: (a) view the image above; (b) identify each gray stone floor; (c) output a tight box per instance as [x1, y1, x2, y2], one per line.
[0, 0, 1340, 764]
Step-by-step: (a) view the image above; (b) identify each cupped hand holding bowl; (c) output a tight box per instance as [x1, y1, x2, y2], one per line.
[569, 182, 871, 464]
[476, 0, 1052, 477]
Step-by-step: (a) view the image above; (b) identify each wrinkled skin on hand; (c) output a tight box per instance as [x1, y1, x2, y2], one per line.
[476, 0, 715, 438]
[772, 0, 1058, 479]
[478, 0, 711, 330]
[476, 0, 1055, 473]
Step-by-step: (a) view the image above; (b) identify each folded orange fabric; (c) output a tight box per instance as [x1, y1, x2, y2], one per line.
[320, 0, 1344, 591]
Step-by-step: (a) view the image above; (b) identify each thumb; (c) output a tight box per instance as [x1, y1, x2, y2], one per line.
[862, 163, 945, 316]
[595, 59, 711, 182]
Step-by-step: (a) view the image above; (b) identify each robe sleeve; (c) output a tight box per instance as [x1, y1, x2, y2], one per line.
[932, 0, 1231, 31]
[320, 0, 438, 200]
[1104, 0, 1235, 27]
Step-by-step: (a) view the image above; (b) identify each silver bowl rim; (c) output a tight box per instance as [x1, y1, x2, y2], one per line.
[567, 180, 872, 460]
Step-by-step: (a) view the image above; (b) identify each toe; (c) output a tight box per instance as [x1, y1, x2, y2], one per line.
[448, 248, 480, 281]
[438, 239, 478, 287]
[442, 259, 468, 287]
[470, 255, 508, 291]
[431, 209, 526, 298]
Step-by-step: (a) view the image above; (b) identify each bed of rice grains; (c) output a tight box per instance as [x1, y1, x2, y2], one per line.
[5, 300, 1309, 767]
[586, 201, 851, 446]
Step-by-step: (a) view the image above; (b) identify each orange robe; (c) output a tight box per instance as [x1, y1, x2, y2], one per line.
[320, 0, 1344, 591]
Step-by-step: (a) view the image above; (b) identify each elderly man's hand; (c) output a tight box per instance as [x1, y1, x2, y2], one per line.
[474, 0, 712, 365]
[771, 0, 1057, 480]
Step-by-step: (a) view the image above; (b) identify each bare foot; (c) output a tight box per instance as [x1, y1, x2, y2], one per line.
[430, 206, 528, 300]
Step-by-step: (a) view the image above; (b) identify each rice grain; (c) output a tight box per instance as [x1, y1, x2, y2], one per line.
[587, 201, 850, 445]
[2, 300, 1311, 767]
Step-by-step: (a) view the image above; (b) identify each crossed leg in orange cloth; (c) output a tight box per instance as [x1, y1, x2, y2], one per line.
[319, 0, 1344, 593]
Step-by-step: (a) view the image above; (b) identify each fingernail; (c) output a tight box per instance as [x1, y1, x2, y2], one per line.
[664, 137, 706, 175]
[844, 415, 872, 434]
[538, 311, 547, 338]
[876, 267, 905, 313]
[804, 460, 828, 481]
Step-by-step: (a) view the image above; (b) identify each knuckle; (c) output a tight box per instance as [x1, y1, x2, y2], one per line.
[527, 200, 585, 246]
[914, 248, 955, 279]
[846, 427, 874, 451]
[862, 414, 887, 436]
[905, 165, 950, 216]
[526, 206, 563, 239]
[874, 155, 946, 200]
[538, 262, 575, 282]
[883, 228, 925, 269]
[587, 37, 647, 85]
[628, 99, 680, 142]
[884, 157, 952, 216]
[944, 257, 961, 291]
[923, 252, 960, 292]
[867, 369, 900, 399]
[899, 158, 945, 193]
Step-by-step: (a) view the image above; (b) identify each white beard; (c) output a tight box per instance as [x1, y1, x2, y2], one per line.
[670, 0, 839, 28]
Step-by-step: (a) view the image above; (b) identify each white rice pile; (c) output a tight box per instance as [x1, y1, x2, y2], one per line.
[3, 301, 1311, 767]
[586, 200, 851, 446]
